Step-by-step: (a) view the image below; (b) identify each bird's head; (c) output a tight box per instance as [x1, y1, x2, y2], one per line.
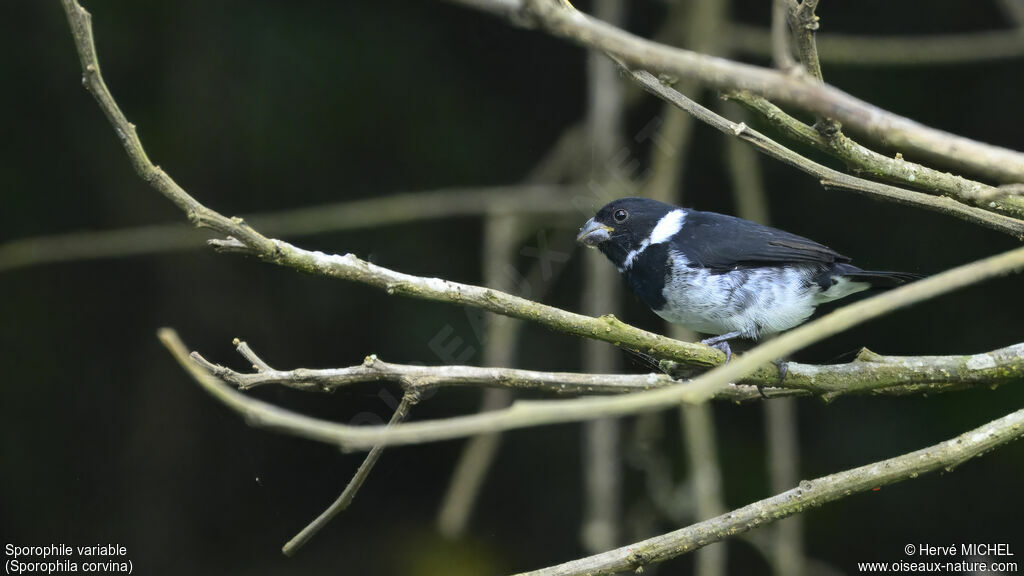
[576, 197, 685, 268]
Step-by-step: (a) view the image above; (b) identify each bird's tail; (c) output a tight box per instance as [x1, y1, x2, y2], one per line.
[835, 263, 923, 288]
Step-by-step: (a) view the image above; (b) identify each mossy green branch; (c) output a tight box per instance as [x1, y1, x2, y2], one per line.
[787, 344, 1024, 401]
[623, 68, 1024, 238]
[773, 0, 1024, 221]
[726, 89, 1024, 221]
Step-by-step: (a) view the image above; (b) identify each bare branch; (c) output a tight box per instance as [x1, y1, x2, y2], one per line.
[0, 184, 582, 274]
[771, 0, 797, 70]
[190, 339, 1024, 401]
[514, 405, 1024, 575]
[581, 0, 626, 553]
[728, 24, 1024, 67]
[786, 0, 826, 82]
[281, 392, 417, 556]
[785, 0, 843, 141]
[725, 92, 1024, 219]
[59, 0, 272, 249]
[190, 350, 694, 395]
[625, 68, 1024, 238]
[448, 0, 1024, 183]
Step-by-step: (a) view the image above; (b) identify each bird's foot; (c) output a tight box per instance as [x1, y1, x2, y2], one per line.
[700, 331, 741, 364]
[711, 340, 732, 363]
[773, 359, 789, 386]
[756, 359, 790, 399]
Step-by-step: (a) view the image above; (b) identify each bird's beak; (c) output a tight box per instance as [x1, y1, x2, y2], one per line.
[576, 218, 613, 247]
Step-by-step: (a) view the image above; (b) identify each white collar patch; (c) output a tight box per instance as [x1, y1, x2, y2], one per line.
[621, 210, 686, 270]
[649, 210, 686, 245]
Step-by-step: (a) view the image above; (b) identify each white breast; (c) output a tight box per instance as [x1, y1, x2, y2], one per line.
[655, 253, 824, 339]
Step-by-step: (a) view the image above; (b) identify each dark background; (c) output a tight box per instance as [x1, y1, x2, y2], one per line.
[2, 1, 1022, 574]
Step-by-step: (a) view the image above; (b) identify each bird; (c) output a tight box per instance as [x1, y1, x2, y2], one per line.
[576, 197, 921, 362]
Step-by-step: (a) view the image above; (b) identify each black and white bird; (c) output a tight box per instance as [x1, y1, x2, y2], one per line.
[577, 197, 920, 360]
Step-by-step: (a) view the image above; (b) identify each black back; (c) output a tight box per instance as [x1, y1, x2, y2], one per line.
[671, 210, 850, 270]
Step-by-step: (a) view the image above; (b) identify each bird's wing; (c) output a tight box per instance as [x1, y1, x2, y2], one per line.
[672, 211, 850, 270]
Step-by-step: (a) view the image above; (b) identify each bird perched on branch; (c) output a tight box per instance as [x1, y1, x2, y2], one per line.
[577, 197, 920, 361]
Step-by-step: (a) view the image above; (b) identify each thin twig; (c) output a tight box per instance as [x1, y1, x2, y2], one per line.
[771, 0, 797, 70]
[436, 420, 504, 537]
[786, 0, 826, 83]
[60, 0, 272, 250]
[514, 405, 1024, 575]
[785, 0, 843, 140]
[228, 340, 415, 554]
[722, 103, 771, 224]
[281, 392, 417, 556]
[449, 0, 1024, 183]
[728, 24, 1024, 67]
[239, 229, 736, 365]
[0, 184, 582, 274]
[580, 0, 626, 550]
[188, 342, 1024, 400]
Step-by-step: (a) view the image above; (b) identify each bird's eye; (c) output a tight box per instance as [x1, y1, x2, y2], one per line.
[613, 209, 629, 223]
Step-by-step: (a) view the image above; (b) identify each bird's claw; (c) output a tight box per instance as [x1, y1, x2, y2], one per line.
[773, 359, 789, 386]
[755, 359, 790, 399]
[701, 338, 732, 364]
[700, 332, 741, 364]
